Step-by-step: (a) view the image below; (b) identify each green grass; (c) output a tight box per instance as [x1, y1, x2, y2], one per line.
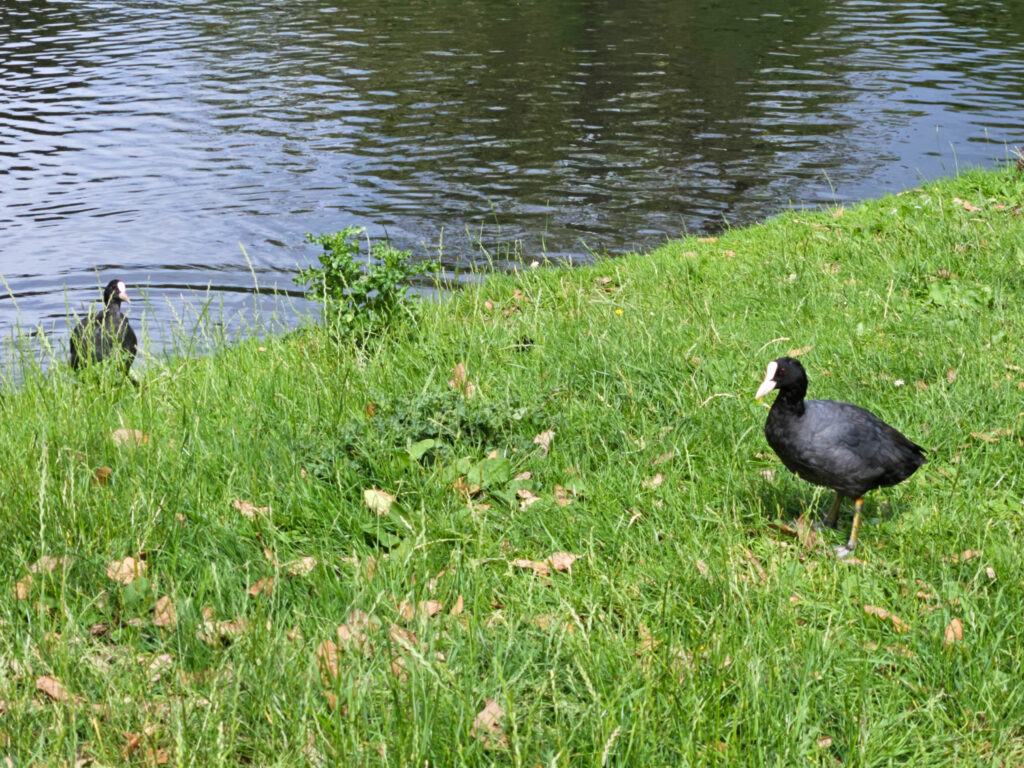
[2, 167, 1023, 767]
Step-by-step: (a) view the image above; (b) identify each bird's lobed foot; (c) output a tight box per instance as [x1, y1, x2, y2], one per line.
[834, 543, 856, 559]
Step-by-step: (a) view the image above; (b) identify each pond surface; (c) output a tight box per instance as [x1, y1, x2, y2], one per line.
[2, 0, 1023, 355]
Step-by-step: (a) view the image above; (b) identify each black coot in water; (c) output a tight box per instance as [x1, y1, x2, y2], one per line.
[756, 357, 926, 557]
[70, 279, 138, 376]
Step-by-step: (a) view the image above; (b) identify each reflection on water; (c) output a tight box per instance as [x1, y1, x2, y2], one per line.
[1, 0, 1022, 354]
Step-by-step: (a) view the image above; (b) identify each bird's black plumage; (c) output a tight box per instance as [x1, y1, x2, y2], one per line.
[756, 357, 926, 555]
[70, 279, 138, 375]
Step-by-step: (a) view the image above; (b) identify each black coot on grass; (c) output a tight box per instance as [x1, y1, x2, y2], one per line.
[70, 279, 138, 376]
[755, 357, 926, 557]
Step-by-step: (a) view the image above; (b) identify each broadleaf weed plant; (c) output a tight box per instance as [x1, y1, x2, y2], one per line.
[295, 227, 440, 339]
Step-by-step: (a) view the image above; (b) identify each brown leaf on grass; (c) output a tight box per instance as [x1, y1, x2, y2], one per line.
[946, 549, 982, 563]
[553, 485, 574, 507]
[944, 618, 964, 645]
[110, 428, 149, 446]
[695, 559, 711, 579]
[389, 624, 418, 650]
[453, 476, 482, 498]
[450, 594, 465, 616]
[787, 345, 814, 357]
[985, 567, 996, 580]
[419, 600, 444, 618]
[363, 488, 396, 516]
[952, 197, 981, 212]
[516, 488, 542, 509]
[533, 429, 555, 456]
[364, 401, 378, 417]
[232, 499, 268, 520]
[248, 577, 274, 597]
[696, 236, 718, 243]
[36, 675, 81, 705]
[864, 605, 909, 633]
[484, 299, 494, 312]
[742, 548, 768, 585]
[30, 555, 66, 574]
[472, 699, 509, 750]
[153, 596, 177, 628]
[548, 552, 579, 572]
[197, 615, 248, 646]
[970, 432, 999, 444]
[287, 557, 317, 577]
[448, 362, 476, 397]
[795, 514, 820, 549]
[642, 473, 664, 490]
[316, 641, 340, 680]
[816, 735, 833, 748]
[106, 556, 146, 585]
[142, 653, 174, 683]
[335, 610, 379, 656]
[93, 466, 113, 485]
[652, 450, 675, 466]
[831, 206, 845, 219]
[14, 576, 32, 600]
[511, 558, 551, 578]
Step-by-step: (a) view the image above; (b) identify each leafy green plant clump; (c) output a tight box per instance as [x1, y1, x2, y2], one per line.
[295, 226, 440, 337]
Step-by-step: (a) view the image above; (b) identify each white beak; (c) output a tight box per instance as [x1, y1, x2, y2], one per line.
[117, 281, 130, 303]
[755, 360, 778, 401]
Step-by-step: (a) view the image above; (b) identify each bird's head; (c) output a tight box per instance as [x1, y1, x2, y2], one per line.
[103, 279, 130, 306]
[756, 356, 806, 401]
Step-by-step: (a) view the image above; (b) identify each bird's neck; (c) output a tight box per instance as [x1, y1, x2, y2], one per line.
[773, 388, 806, 417]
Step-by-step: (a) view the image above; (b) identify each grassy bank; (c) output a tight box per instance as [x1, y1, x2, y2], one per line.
[2, 167, 1023, 766]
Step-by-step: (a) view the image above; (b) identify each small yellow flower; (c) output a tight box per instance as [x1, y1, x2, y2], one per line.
[615, 308, 623, 315]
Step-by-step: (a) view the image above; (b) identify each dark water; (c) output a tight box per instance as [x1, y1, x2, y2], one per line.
[2, 0, 1023, 356]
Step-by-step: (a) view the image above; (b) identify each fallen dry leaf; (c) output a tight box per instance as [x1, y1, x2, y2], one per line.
[795, 514, 820, 549]
[389, 624, 417, 650]
[553, 485, 573, 507]
[516, 488, 542, 509]
[143, 653, 174, 683]
[232, 499, 268, 519]
[364, 488, 396, 516]
[110, 428, 149, 446]
[952, 197, 981, 212]
[863, 605, 909, 633]
[248, 577, 274, 597]
[944, 618, 963, 645]
[153, 596, 177, 628]
[197, 616, 248, 646]
[93, 466, 113, 485]
[511, 558, 551, 578]
[448, 362, 476, 397]
[450, 594, 465, 617]
[652, 450, 675, 466]
[36, 675, 81, 704]
[548, 552, 579, 572]
[287, 557, 317, 577]
[472, 699, 508, 750]
[419, 600, 444, 618]
[986, 567, 996, 580]
[696, 236, 718, 243]
[533, 429, 555, 456]
[817, 735, 833, 748]
[695, 559, 710, 578]
[106, 556, 146, 586]
[642, 473, 664, 490]
[787, 345, 814, 357]
[14, 576, 32, 600]
[30, 555, 66, 574]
